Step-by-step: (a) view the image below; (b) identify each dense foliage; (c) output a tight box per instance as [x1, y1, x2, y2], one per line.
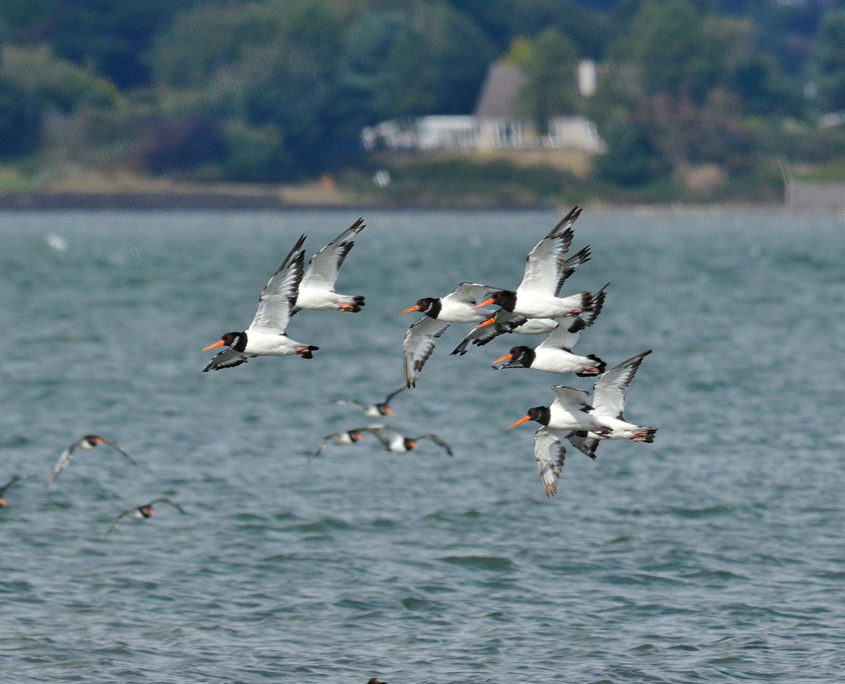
[1, 0, 844, 198]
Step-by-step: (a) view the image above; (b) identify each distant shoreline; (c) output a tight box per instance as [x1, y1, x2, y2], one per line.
[0, 188, 837, 213]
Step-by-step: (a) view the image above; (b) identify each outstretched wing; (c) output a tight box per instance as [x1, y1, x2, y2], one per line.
[149, 498, 187, 514]
[100, 438, 138, 466]
[45, 444, 76, 488]
[203, 348, 249, 372]
[383, 385, 407, 405]
[300, 218, 365, 293]
[450, 311, 529, 355]
[535, 285, 604, 351]
[565, 430, 600, 461]
[249, 235, 306, 331]
[592, 349, 652, 419]
[0, 475, 22, 497]
[403, 316, 451, 387]
[417, 434, 454, 456]
[534, 427, 567, 497]
[309, 432, 340, 460]
[517, 207, 580, 295]
[555, 244, 591, 296]
[551, 385, 593, 411]
[104, 509, 132, 536]
[360, 425, 399, 449]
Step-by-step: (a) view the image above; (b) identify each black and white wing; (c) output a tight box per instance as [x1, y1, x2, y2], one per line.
[45, 440, 81, 488]
[99, 437, 138, 466]
[249, 235, 306, 332]
[403, 316, 451, 387]
[450, 310, 530, 355]
[442, 282, 499, 308]
[105, 509, 134, 536]
[592, 350, 652, 420]
[554, 244, 591, 296]
[382, 385, 407, 406]
[565, 430, 600, 461]
[360, 425, 401, 450]
[0, 475, 22, 499]
[534, 427, 567, 497]
[148, 498, 187, 514]
[203, 347, 250, 372]
[517, 207, 580, 295]
[416, 434, 454, 456]
[535, 286, 604, 351]
[309, 432, 345, 460]
[298, 219, 365, 296]
[550, 385, 593, 412]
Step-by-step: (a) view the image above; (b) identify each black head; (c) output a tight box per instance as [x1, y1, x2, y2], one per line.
[376, 403, 393, 416]
[139, 505, 155, 518]
[508, 346, 534, 366]
[347, 430, 363, 442]
[403, 437, 416, 451]
[490, 290, 517, 312]
[417, 297, 441, 318]
[526, 406, 551, 426]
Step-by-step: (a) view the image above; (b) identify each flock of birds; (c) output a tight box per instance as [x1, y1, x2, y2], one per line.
[0, 208, 658, 529]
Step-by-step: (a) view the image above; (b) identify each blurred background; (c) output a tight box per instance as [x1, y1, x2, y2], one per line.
[1, 0, 845, 207]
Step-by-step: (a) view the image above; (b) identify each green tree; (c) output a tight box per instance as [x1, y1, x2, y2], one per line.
[815, 9, 845, 112]
[511, 27, 579, 127]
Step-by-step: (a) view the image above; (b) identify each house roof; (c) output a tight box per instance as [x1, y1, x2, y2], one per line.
[474, 62, 526, 119]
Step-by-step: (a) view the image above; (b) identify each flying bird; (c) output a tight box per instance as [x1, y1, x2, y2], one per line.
[0, 475, 22, 507]
[308, 428, 367, 460]
[202, 235, 318, 371]
[45, 435, 137, 489]
[400, 282, 499, 387]
[360, 425, 453, 455]
[329, 385, 407, 418]
[509, 385, 613, 435]
[490, 285, 608, 376]
[293, 218, 366, 313]
[472, 207, 594, 320]
[566, 350, 657, 460]
[105, 498, 186, 536]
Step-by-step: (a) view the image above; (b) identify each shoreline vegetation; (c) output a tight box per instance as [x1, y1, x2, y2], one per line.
[0, 153, 842, 212]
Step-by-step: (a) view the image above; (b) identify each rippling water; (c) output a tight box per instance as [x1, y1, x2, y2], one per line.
[1, 208, 843, 682]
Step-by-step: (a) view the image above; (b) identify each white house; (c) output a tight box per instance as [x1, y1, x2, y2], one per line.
[361, 60, 605, 154]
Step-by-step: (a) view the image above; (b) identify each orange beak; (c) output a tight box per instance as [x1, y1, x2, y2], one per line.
[492, 353, 512, 365]
[477, 317, 496, 328]
[383, 407, 394, 415]
[0, 498, 7, 506]
[407, 439, 416, 448]
[399, 305, 421, 315]
[93, 437, 104, 445]
[509, 415, 532, 428]
[472, 298, 495, 310]
[203, 339, 225, 351]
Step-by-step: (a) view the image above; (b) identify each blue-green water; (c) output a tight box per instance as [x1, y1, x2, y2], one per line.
[1, 208, 843, 682]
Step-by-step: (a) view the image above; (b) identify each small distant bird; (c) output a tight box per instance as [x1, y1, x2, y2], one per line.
[566, 350, 657, 460]
[202, 235, 318, 371]
[401, 282, 500, 387]
[308, 428, 367, 460]
[46, 435, 137, 489]
[0, 475, 22, 507]
[360, 425, 453, 455]
[490, 285, 608, 376]
[105, 498, 186, 536]
[472, 207, 594, 319]
[329, 385, 407, 418]
[293, 218, 366, 313]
